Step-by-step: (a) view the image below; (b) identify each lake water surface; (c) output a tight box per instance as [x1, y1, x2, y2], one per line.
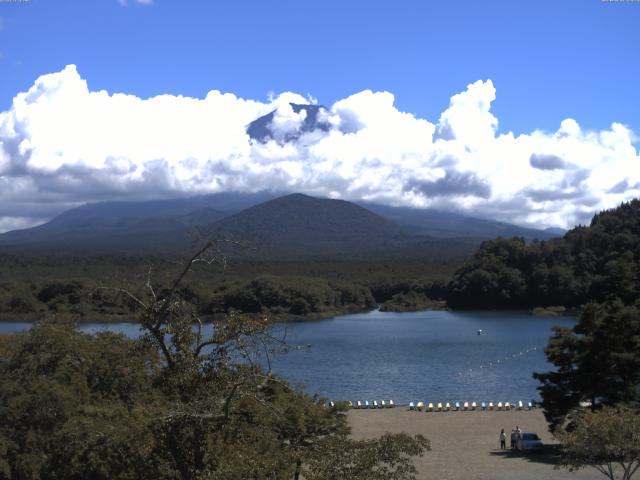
[0, 309, 574, 405]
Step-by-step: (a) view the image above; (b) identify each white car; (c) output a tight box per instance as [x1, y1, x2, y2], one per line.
[516, 432, 543, 451]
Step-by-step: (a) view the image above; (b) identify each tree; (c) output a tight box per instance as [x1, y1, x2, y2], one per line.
[557, 406, 640, 480]
[534, 300, 640, 431]
[0, 241, 429, 479]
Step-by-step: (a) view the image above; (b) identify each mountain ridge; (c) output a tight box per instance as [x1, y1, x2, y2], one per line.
[0, 192, 561, 258]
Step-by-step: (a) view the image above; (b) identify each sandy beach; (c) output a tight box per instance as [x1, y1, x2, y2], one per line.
[348, 408, 602, 480]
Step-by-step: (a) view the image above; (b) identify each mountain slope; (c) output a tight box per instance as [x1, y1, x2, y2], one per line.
[0, 192, 279, 254]
[203, 193, 413, 258]
[361, 202, 562, 241]
[246, 104, 330, 143]
[0, 192, 560, 258]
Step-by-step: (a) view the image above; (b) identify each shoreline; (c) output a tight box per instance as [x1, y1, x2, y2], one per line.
[0, 305, 578, 324]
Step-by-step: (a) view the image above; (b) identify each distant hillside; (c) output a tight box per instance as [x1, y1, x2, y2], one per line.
[0, 192, 559, 259]
[361, 203, 562, 241]
[0, 192, 279, 254]
[447, 199, 640, 309]
[203, 193, 418, 259]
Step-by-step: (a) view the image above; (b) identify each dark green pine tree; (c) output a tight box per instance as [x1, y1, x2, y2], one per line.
[534, 300, 640, 431]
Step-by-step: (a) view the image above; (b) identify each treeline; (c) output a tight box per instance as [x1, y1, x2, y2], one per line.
[0, 255, 458, 321]
[448, 200, 640, 309]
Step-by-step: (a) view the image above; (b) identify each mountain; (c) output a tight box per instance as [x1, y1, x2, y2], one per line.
[246, 104, 330, 143]
[202, 193, 412, 259]
[0, 192, 279, 254]
[0, 192, 560, 258]
[360, 203, 561, 241]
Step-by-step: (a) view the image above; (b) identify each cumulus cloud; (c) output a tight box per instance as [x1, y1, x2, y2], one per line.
[0, 64, 639, 233]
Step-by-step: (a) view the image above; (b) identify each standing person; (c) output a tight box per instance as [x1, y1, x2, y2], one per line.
[499, 429, 506, 450]
[510, 429, 516, 450]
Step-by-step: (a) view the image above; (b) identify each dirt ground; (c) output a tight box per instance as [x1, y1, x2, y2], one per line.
[348, 408, 604, 480]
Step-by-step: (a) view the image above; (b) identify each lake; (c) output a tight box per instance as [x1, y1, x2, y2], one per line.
[0, 309, 574, 405]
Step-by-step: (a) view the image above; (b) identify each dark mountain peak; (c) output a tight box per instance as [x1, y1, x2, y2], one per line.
[215, 193, 395, 232]
[202, 194, 406, 259]
[246, 103, 331, 144]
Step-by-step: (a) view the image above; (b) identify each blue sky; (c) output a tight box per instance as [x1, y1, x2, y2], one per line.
[1, 0, 638, 134]
[0, 0, 639, 232]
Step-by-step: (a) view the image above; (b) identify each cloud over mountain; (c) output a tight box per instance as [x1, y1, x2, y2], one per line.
[0, 65, 638, 232]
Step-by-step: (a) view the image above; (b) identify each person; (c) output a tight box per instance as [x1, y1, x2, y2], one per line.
[510, 429, 516, 450]
[499, 429, 506, 450]
[514, 425, 522, 450]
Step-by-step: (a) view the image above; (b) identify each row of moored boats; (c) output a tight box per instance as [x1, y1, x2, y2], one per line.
[409, 400, 534, 411]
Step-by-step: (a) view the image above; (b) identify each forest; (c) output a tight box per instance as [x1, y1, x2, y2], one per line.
[0, 254, 456, 322]
[2, 200, 640, 321]
[448, 200, 640, 310]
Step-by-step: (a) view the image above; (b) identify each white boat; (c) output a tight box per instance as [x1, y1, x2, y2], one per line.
[481, 401, 486, 410]
[445, 402, 451, 411]
[356, 400, 363, 409]
[409, 402, 415, 411]
[477, 329, 483, 335]
[428, 402, 434, 412]
[381, 400, 386, 408]
[372, 400, 378, 408]
[471, 401, 477, 410]
[437, 402, 443, 411]
[517, 400, 523, 410]
[455, 401, 460, 411]
[388, 400, 395, 408]
[348, 401, 353, 409]
[463, 401, 469, 411]
[365, 400, 370, 409]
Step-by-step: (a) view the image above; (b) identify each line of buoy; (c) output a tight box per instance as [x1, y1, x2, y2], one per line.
[455, 346, 541, 377]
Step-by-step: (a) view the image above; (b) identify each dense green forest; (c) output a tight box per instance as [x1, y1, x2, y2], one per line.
[448, 200, 640, 310]
[0, 255, 456, 322]
[3, 200, 640, 320]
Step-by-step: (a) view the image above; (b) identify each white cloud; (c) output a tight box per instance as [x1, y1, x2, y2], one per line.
[0, 64, 638, 233]
[0, 216, 46, 233]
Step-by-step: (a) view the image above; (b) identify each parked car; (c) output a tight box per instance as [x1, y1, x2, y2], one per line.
[516, 432, 543, 451]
